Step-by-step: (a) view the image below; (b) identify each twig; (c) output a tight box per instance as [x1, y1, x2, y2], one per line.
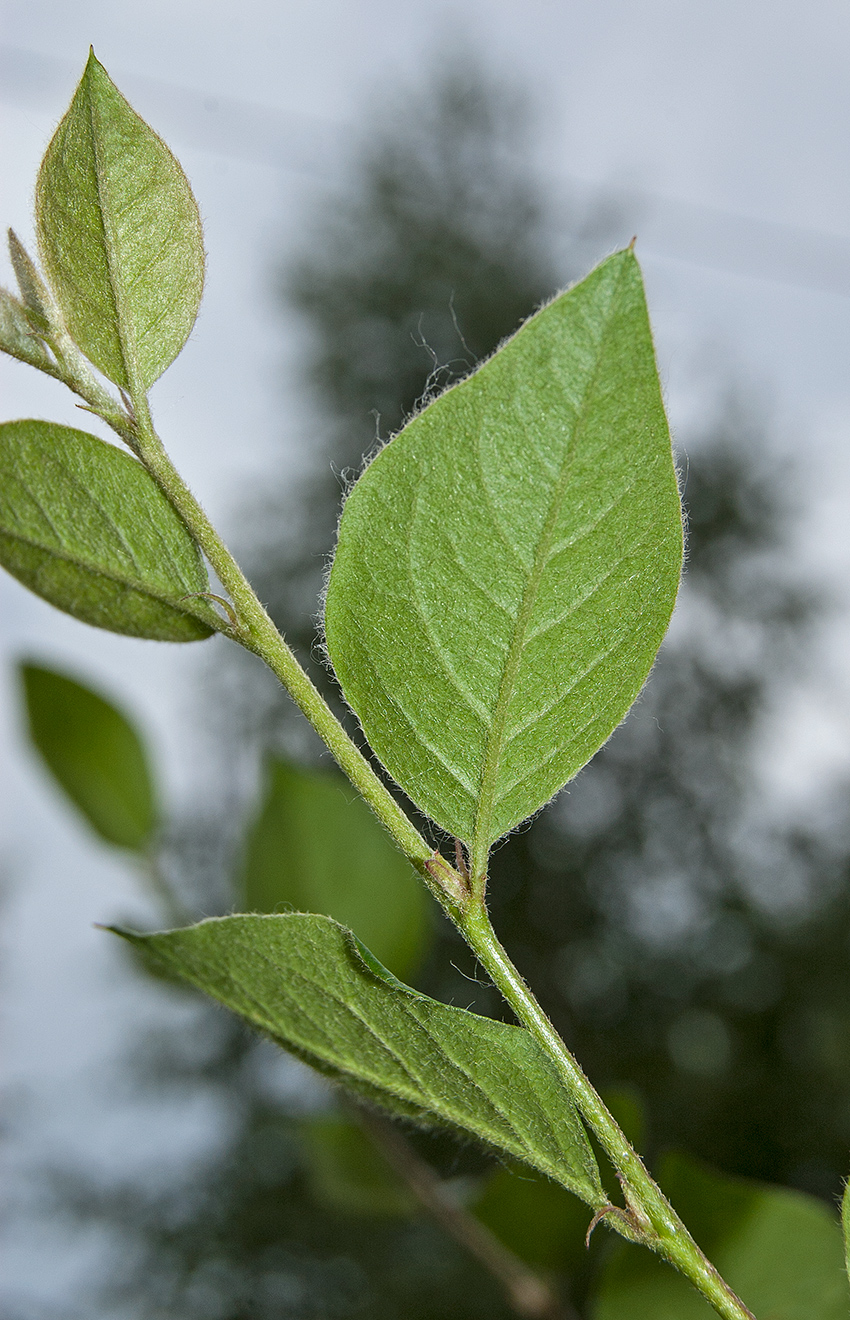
[353, 1104, 579, 1320]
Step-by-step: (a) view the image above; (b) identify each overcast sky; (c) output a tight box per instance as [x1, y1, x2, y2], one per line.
[2, 1, 850, 1306]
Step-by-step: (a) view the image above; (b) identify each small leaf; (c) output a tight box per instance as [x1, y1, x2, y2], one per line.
[0, 419, 215, 640]
[0, 288, 58, 374]
[8, 229, 57, 337]
[593, 1153, 849, 1320]
[324, 250, 682, 871]
[21, 663, 158, 851]
[116, 913, 605, 1209]
[241, 758, 430, 980]
[35, 50, 204, 391]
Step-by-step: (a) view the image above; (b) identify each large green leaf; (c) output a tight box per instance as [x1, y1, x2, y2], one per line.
[241, 758, 430, 980]
[0, 419, 215, 640]
[842, 1175, 850, 1291]
[35, 51, 204, 391]
[21, 663, 158, 851]
[324, 250, 682, 867]
[593, 1153, 848, 1320]
[116, 913, 604, 1208]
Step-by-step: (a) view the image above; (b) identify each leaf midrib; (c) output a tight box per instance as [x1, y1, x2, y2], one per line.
[470, 266, 625, 875]
[0, 522, 209, 625]
[86, 77, 138, 394]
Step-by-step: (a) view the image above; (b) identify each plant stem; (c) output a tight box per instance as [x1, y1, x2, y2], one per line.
[124, 400, 461, 916]
[459, 902, 756, 1320]
[117, 396, 753, 1320]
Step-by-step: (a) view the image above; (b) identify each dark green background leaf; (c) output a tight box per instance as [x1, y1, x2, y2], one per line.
[241, 758, 430, 980]
[472, 1164, 590, 1275]
[324, 250, 682, 868]
[21, 662, 158, 851]
[0, 419, 215, 640]
[302, 1116, 416, 1217]
[593, 1154, 848, 1320]
[36, 51, 204, 391]
[117, 913, 604, 1208]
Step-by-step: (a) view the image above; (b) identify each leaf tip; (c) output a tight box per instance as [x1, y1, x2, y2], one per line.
[79, 47, 119, 108]
[101, 923, 142, 942]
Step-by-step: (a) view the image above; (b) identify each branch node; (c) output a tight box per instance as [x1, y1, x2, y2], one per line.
[178, 590, 241, 630]
[425, 849, 469, 905]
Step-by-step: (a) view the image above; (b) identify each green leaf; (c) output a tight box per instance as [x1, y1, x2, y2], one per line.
[241, 758, 430, 980]
[35, 50, 204, 392]
[8, 229, 57, 338]
[21, 663, 158, 851]
[302, 1116, 415, 1216]
[842, 1175, 850, 1290]
[0, 288, 57, 374]
[0, 419, 215, 640]
[472, 1163, 589, 1273]
[324, 249, 682, 869]
[116, 913, 605, 1209]
[592, 1154, 849, 1320]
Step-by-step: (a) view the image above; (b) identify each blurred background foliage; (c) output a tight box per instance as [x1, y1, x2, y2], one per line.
[10, 53, 850, 1320]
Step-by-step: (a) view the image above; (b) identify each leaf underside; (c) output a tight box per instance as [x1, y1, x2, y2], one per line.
[21, 663, 159, 851]
[324, 249, 683, 862]
[0, 419, 214, 640]
[117, 913, 605, 1209]
[35, 50, 204, 391]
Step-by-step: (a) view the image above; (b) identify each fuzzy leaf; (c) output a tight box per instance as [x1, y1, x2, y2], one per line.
[35, 51, 204, 391]
[8, 229, 57, 336]
[21, 663, 158, 851]
[116, 913, 605, 1209]
[0, 419, 215, 640]
[242, 758, 430, 980]
[324, 250, 682, 868]
[842, 1176, 850, 1291]
[0, 287, 57, 374]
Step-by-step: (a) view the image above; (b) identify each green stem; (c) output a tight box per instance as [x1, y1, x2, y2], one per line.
[459, 902, 755, 1320]
[125, 399, 460, 916]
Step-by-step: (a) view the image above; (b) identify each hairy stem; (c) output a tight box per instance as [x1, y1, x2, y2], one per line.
[123, 398, 460, 917]
[459, 902, 756, 1320]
